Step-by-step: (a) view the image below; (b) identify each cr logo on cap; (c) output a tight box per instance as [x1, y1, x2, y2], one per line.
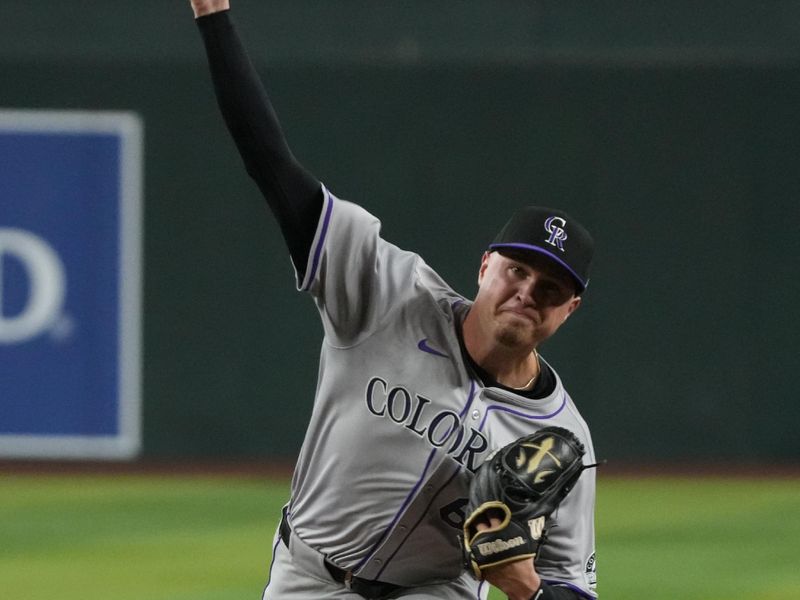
[544, 216, 568, 251]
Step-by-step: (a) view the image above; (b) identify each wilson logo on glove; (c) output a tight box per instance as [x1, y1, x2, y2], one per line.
[462, 426, 600, 579]
[477, 536, 525, 556]
[527, 516, 545, 541]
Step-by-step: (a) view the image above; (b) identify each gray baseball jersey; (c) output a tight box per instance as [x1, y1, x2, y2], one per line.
[266, 186, 597, 599]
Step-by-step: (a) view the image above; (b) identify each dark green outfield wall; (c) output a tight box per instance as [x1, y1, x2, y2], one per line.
[3, 1, 798, 461]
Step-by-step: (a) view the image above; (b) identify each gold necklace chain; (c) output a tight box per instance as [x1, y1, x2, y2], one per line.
[510, 349, 541, 391]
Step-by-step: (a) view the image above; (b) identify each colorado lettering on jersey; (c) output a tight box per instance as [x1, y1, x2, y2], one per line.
[365, 376, 488, 471]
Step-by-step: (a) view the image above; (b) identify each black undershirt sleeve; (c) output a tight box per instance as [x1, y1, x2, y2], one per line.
[196, 10, 323, 274]
[537, 583, 589, 600]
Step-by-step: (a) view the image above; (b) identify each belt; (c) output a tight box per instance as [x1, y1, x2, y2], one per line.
[278, 507, 405, 600]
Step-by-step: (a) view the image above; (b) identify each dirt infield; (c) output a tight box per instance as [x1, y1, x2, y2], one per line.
[1, 458, 798, 479]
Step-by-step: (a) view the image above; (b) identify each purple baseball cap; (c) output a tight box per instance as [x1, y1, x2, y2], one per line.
[489, 206, 594, 293]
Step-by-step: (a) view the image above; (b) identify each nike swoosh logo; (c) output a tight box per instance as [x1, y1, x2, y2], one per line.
[417, 338, 449, 358]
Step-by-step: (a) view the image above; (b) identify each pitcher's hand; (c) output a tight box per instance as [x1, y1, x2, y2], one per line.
[190, 0, 230, 19]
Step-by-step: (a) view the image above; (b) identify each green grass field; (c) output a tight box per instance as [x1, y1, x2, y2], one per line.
[1, 472, 799, 599]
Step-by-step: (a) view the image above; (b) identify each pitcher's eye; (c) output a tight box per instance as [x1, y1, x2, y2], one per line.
[538, 281, 571, 304]
[541, 282, 559, 295]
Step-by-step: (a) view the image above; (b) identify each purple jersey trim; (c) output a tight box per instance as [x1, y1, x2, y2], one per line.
[489, 242, 588, 290]
[355, 448, 439, 571]
[478, 393, 567, 431]
[542, 579, 596, 599]
[302, 189, 334, 291]
[373, 462, 462, 580]
[356, 381, 477, 571]
[438, 382, 477, 449]
[262, 527, 284, 597]
[459, 381, 477, 418]
[477, 580, 487, 598]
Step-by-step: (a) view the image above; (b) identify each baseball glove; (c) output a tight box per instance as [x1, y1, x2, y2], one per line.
[462, 426, 588, 579]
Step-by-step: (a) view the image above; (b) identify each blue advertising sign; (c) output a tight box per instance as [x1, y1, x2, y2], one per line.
[0, 110, 143, 459]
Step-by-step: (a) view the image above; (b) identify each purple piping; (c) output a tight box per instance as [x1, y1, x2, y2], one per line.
[542, 579, 596, 599]
[478, 394, 566, 431]
[262, 530, 284, 597]
[439, 381, 477, 448]
[374, 462, 462, 580]
[476, 580, 488, 598]
[356, 381, 477, 571]
[302, 191, 334, 291]
[458, 380, 477, 418]
[355, 448, 438, 570]
[489, 243, 588, 290]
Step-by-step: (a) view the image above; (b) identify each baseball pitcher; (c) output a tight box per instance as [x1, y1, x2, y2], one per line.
[188, 2, 599, 599]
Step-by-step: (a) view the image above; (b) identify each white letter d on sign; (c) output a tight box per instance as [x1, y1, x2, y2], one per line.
[0, 228, 66, 344]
